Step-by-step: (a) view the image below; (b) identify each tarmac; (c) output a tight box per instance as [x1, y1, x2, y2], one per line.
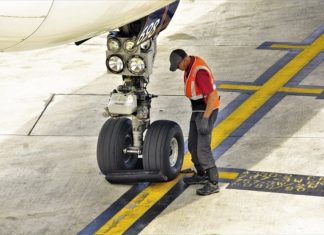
[0, 0, 324, 234]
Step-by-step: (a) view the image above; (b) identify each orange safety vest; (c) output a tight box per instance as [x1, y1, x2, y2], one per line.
[184, 56, 220, 109]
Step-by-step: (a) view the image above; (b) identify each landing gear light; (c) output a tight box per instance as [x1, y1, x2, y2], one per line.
[106, 55, 124, 74]
[127, 56, 145, 75]
[107, 38, 121, 52]
[124, 39, 137, 53]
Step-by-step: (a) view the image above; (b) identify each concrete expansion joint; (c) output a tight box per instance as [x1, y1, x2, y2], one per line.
[27, 93, 55, 136]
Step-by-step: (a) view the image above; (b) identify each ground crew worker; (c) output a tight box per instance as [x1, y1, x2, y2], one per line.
[169, 49, 220, 196]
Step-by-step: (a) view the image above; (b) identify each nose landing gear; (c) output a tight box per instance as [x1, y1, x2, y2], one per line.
[96, 1, 184, 184]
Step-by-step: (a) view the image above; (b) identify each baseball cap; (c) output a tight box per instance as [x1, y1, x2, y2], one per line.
[169, 49, 188, 71]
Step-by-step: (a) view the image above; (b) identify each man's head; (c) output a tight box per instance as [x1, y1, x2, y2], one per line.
[169, 49, 190, 72]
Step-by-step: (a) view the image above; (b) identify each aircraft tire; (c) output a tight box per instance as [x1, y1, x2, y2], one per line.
[97, 118, 138, 175]
[143, 120, 184, 181]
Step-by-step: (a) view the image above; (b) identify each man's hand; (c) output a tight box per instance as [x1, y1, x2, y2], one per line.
[199, 117, 209, 135]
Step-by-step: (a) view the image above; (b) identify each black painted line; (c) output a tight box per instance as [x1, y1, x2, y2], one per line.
[259, 44, 305, 51]
[287, 84, 324, 89]
[123, 180, 189, 235]
[317, 90, 324, 99]
[282, 92, 319, 97]
[219, 179, 235, 184]
[218, 88, 255, 94]
[218, 167, 245, 174]
[27, 94, 55, 136]
[218, 88, 321, 97]
[218, 85, 324, 97]
[303, 24, 324, 44]
[77, 183, 149, 235]
[256, 25, 324, 50]
[216, 80, 259, 86]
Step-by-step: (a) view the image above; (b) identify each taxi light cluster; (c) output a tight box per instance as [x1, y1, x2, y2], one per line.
[106, 33, 154, 76]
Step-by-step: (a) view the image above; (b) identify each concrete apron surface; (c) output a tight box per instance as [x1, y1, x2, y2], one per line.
[0, 0, 324, 234]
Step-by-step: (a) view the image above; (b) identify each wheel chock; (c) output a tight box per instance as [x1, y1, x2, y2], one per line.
[105, 170, 169, 184]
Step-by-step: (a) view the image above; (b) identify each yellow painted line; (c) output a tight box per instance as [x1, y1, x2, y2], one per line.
[96, 34, 324, 235]
[95, 160, 189, 235]
[219, 171, 240, 180]
[95, 153, 238, 235]
[211, 34, 324, 150]
[219, 83, 323, 95]
[279, 87, 323, 94]
[218, 83, 260, 91]
[271, 44, 308, 50]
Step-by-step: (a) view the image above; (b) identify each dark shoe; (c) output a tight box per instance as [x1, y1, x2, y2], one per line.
[183, 172, 208, 185]
[196, 182, 220, 196]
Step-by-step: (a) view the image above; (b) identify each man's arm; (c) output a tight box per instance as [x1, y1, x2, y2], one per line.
[203, 90, 218, 118]
[195, 69, 218, 118]
[196, 69, 218, 135]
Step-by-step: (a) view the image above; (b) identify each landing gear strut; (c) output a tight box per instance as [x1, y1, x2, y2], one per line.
[96, 1, 184, 183]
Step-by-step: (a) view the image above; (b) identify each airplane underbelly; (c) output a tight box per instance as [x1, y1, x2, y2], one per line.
[0, 0, 175, 52]
[0, 0, 54, 51]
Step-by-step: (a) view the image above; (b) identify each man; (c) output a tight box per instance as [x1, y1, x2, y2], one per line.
[169, 49, 220, 196]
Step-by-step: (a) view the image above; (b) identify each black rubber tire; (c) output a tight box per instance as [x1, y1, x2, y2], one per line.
[143, 120, 184, 181]
[97, 118, 138, 175]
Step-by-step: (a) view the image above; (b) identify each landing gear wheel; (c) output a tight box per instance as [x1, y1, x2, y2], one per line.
[97, 118, 138, 175]
[143, 120, 184, 181]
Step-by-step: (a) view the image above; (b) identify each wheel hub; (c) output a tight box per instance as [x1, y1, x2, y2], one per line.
[123, 134, 133, 164]
[169, 137, 178, 167]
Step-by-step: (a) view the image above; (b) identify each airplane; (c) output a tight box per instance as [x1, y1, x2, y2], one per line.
[0, 0, 184, 183]
[1, 0, 176, 52]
